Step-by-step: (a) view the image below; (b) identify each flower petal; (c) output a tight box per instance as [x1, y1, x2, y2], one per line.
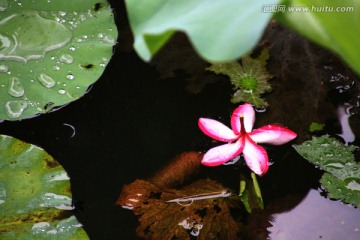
[198, 118, 238, 142]
[231, 103, 255, 134]
[249, 124, 297, 145]
[242, 136, 269, 176]
[201, 139, 244, 166]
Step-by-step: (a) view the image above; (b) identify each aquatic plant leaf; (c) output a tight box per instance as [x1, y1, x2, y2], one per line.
[117, 179, 242, 240]
[320, 173, 360, 208]
[206, 49, 272, 107]
[309, 122, 325, 133]
[277, 0, 360, 75]
[0, 135, 89, 239]
[0, 0, 117, 120]
[239, 172, 264, 213]
[293, 135, 360, 207]
[125, 0, 280, 62]
[293, 135, 357, 173]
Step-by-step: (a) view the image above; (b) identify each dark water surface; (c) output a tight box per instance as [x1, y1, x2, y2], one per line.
[1, 1, 359, 240]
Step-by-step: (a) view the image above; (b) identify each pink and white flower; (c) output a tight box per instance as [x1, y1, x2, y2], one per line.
[198, 103, 297, 176]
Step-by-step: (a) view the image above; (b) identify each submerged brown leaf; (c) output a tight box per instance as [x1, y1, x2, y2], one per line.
[116, 179, 242, 240]
[150, 151, 203, 189]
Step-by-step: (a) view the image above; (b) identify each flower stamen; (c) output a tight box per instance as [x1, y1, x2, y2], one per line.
[239, 115, 246, 135]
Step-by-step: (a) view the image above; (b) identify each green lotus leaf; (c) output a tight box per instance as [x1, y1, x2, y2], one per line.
[0, 135, 89, 239]
[277, 0, 360, 75]
[321, 173, 360, 208]
[293, 135, 360, 207]
[0, 0, 118, 120]
[125, 0, 280, 62]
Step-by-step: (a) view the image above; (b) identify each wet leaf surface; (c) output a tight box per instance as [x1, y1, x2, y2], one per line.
[0, 135, 88, 239]
[294, 135, 360, 207]
[320, 173, 360, 208]
[0, 0, 117, 120]
[116, 179, 242, 240]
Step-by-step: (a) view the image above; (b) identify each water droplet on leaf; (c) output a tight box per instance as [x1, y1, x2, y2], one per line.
[58, 89, 66, 94]
[5, 100, 28, 118]
[58, 11, 66, 17]
[53, 65, 61, 71]
[324, 162, 344, 169]
[345, 179, 360, 191]
[102, 34, 116, 45]
[59, 54, 74, 64]
[8, 77, 24, 97]
[38, 73, 55, 88]
[66, 74, 74, 80]
[0, 64, 9, 72]
[79, 14, 87, 22]
[0, 11, 72, 63]
[0, 0, 8, 11]
[255, 107, 267, 113]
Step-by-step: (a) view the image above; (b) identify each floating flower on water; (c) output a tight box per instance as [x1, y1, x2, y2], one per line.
[198, 103, 297, 175]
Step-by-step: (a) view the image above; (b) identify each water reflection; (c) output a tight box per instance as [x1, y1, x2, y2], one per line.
[268, 189, 360, 240]
[337, 104, 356, 145]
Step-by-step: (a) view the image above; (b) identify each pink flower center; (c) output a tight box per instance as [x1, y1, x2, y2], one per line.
[239, 115, 246, 136]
